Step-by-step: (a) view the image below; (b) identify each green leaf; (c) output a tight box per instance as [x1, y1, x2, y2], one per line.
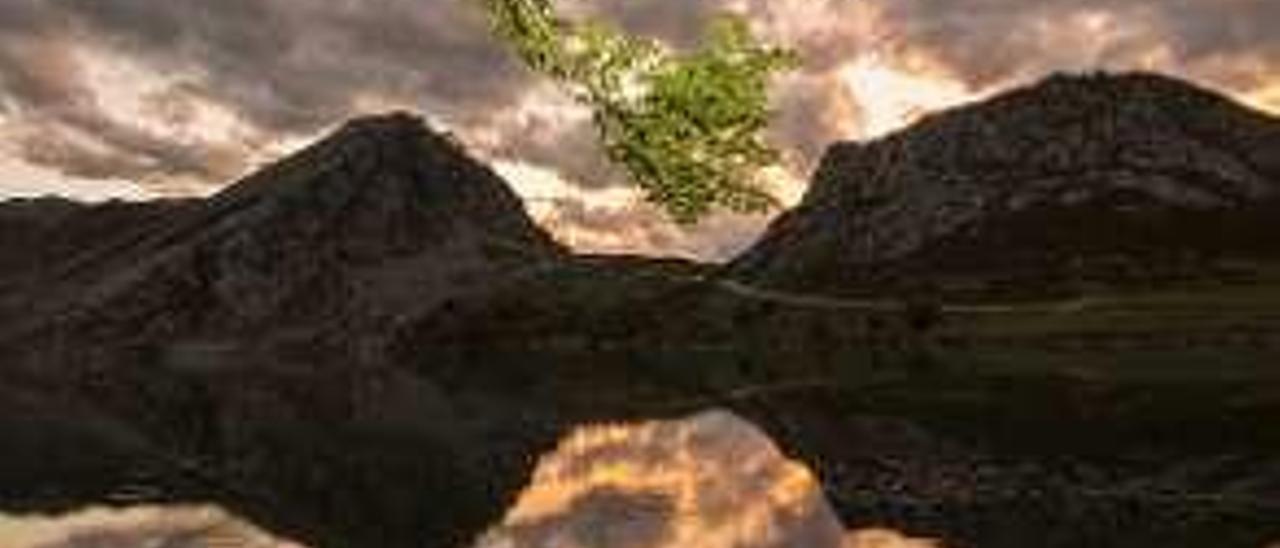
[480, 0, 798, 224]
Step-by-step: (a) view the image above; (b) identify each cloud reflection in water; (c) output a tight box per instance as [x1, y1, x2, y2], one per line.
[0, 505, 302, 547]
[476, 409, 939, 548]
[0, 411, 937, 547]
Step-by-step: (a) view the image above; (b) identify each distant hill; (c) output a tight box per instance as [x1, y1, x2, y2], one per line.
[733, 72, 1280, 297]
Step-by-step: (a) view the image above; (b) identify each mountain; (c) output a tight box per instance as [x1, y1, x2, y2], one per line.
[2, 112, 563, 355]
[0, 113, 569, 548]
[0, 197, 195, 290]
[733, 72, 1280, 296]
[2, 78, 1279, 548]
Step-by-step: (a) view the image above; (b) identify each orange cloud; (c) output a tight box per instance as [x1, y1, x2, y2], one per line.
[477, 410, 942, 548]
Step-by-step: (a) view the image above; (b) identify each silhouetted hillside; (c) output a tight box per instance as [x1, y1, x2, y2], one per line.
[2, 77, 1279, 548]
[734, 72, 1280, 296]
[0, 113, 569, 548]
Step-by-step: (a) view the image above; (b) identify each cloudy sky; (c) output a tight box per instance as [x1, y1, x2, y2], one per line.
[1, 0, 1278, 259]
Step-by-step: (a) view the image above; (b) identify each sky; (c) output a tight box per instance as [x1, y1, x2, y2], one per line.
[1, 0, 1278, 260]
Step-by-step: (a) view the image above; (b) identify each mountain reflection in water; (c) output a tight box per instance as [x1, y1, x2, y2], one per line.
[476, 409, 938, 548]
[0, 411, 936, 548]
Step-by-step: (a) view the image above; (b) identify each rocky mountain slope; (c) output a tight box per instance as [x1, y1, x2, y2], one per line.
[733, 72, 1280, 295]
[2, 76, 1279, 548]
[0, 198, 195, 294]
[2, 112, 563, 360]
[0, 112, 571, 547]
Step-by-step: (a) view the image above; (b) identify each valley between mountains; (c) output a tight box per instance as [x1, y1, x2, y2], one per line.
[3, 72, 1280, 548]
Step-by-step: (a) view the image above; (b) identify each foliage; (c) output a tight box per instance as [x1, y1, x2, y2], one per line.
[480, 0, 798, 223]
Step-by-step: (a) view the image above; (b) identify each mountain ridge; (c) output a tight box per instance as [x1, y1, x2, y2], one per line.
[2, 72, 1280, 548]
[733, 71, 1280, 295]
[0, 111, 564, 358]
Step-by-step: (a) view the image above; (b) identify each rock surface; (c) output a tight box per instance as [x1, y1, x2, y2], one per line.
[3, 113, 562, 348]
[0, 112, 569, 548]
[733, 72, 1280, 294]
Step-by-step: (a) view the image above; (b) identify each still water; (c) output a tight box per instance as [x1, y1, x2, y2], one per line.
[1, 410, 935, 548]
[477, 409, 936, 548]
[0, 504, 302, 547]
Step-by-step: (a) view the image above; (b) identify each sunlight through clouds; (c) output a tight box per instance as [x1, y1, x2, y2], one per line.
[0, 0, 1278, 258]
[840, 55, 978, 139]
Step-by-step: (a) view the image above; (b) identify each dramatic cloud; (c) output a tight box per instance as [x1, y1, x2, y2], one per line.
[0, 0, 1277, 257]
[873, 0, 1280, 90]
[0, 0, 529, 194]
[0, 5, 265, 192]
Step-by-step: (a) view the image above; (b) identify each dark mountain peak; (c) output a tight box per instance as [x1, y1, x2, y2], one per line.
[867, 70, 1278, 151]
[735, 72, 1280, 294]
[336, 109, 431, 132]
[2, 111, 562, 342]
[191, 110, 560, 256]
[223, 111, 491, 200]
[1019, 70, 1222, 102]
[934, 70, 1252, 122]
[331, 110, 441, 140]
[314, 111, 469, 170]
[795, 72, 1280, 218]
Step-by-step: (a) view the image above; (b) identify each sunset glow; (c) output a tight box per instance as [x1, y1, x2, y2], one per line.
[476, 410, 940, 548]
[840, 56, 979, 139]
[0, 505, 304, 547]
[1, 0, 1278, 257]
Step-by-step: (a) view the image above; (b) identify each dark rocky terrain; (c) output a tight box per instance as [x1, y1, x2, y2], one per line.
[1, 114, 571, 547]
[734, 72, 1280, 297]
[2, 73, 1279, 548]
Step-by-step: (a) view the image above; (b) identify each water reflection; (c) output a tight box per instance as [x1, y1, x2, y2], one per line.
[0, 505, 303, 548]
[476, 409, 939, 548]
[0, 411, 937, 547]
